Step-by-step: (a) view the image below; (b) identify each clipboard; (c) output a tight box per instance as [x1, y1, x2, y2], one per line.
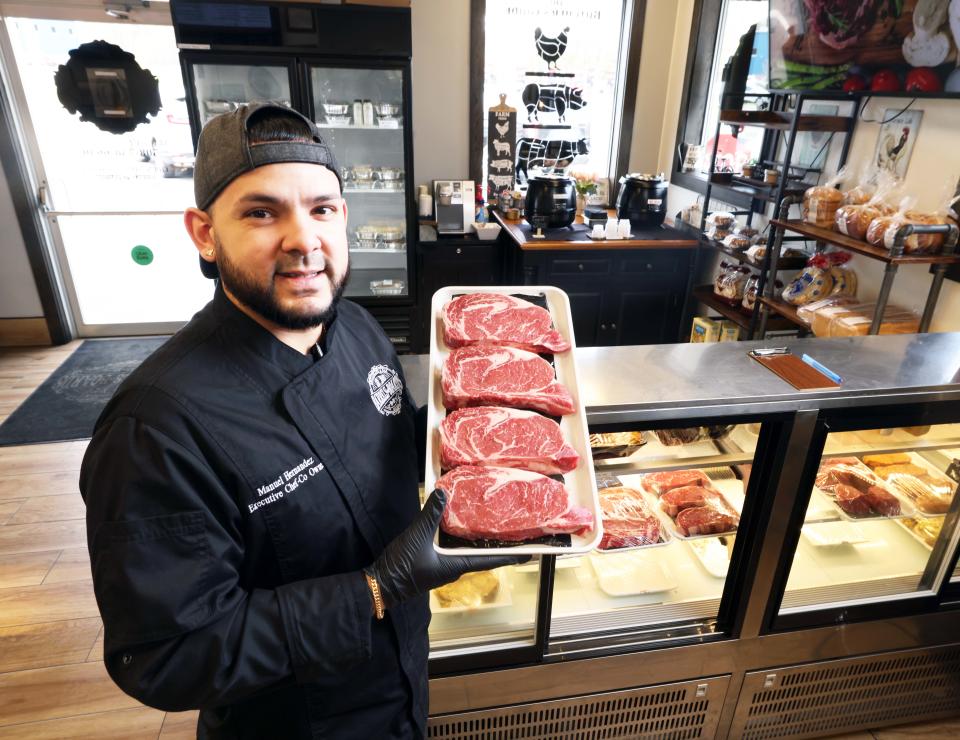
[749, 348, 841, 390]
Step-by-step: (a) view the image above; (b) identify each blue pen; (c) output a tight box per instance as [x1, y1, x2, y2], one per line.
[801, 354, 843, 384]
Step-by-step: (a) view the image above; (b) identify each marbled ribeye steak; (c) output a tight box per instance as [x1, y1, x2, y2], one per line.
[441, 344, 576, 416]
[437, 465, 594, 541]
[441, 292, 570, 354]
[439, 406, 579, 475]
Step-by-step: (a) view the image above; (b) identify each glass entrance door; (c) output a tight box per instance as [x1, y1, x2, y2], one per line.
[2, 16, 212, 335]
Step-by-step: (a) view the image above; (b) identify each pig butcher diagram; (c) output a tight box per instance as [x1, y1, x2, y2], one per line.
[495, 121, 509, 136]
[493, 140, 511, 156]
[488, 173, 514, 188]
[515, 137, 589, 180]
[490, 158, 512, 171]
[521, 83, 586, 122]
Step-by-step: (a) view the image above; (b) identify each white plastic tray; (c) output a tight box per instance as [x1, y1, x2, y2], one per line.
[646, 479, 742, 541]
[588, 551, 677, 596]
[685, 536, 734, 578]
[893, 517, 941, 551]
[801, 521, 868, 547]
[427, 285, 602, 555]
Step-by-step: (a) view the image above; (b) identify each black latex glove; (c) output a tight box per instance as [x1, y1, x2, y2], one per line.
[366, 488, 530, 609]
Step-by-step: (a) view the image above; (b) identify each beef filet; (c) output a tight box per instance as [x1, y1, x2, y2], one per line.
[863, 486, 901, 517]
[439, 406, 579, 475]
[597, 486, 661, 550]
[437, 465, 594, 541]
[441, 293, 570, 354]
[441, 344, 576, 416]
[675, 506, 738, 537]
[640, 469, 710, 496]
[659, 485, 721, 518]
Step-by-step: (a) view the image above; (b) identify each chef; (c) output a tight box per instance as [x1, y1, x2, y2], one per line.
[80, 102, 522, 739]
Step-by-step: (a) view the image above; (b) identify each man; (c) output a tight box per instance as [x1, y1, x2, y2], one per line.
[80, 103, 521, 739]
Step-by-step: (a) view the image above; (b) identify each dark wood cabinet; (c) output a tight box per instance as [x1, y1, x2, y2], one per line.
[515, 248, 691, 347]
[414, 237, 503, 352]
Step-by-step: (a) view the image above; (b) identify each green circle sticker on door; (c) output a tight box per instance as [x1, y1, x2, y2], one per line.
[131, 245, 153, 266]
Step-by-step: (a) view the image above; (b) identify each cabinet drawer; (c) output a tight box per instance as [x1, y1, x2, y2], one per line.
[619, 253, 683, 275]
[547, 257, 612, 276]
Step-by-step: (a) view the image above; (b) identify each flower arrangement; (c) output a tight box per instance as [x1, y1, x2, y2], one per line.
[570, 171, 599, 197]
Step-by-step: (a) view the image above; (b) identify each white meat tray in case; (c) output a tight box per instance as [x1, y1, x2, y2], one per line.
[426, 285, 602, 555]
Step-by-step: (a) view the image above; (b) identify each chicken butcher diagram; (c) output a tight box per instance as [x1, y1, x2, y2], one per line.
[534, 26, 569, 69]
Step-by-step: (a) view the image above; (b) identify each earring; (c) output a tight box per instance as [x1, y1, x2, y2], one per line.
[204, 249, 214, 257]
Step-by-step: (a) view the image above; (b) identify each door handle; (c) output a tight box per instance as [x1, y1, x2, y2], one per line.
[578, 263, 584, 271]
[38, 184, 50, 212]
[456, 248, 462, 254]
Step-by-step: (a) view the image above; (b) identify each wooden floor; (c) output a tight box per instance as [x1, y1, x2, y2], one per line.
[0, 341, 957, 740]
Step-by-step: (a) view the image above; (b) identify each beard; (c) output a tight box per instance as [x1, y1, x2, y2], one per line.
[214, 236, 350, 330]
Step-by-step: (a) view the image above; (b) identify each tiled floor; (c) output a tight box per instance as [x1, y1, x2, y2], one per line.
[0, 340, 958, 739]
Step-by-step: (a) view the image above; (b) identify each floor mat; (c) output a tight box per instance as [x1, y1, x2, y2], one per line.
[0, 336, 169, 446]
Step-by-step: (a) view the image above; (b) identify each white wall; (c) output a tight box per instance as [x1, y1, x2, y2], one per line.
[0, 160, 42, 318]
[410, 0, 470, 187]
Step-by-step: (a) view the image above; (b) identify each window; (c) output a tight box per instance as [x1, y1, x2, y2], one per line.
[470, 0, 644, 198]
[672, 0, 773, 204]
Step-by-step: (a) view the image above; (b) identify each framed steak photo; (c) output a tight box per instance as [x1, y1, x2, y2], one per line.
[426, 285, 602, 555]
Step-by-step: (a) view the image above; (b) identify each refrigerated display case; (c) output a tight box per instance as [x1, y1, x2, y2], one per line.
[401, 333, 960, 738]
[170, 1, 417, 347]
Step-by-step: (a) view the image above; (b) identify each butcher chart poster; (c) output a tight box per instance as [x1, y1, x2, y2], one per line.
[487, 103, 517, 201]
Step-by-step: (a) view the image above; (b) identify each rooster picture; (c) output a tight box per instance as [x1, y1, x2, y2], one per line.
[535, 26, 570, 69]
[877, 126, 911, 177]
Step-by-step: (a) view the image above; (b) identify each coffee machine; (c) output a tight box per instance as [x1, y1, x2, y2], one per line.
[433, 180, 474, 234]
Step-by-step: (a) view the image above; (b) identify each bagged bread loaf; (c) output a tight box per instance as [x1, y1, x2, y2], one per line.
[742, 275, 782, 311]
[803, 168, 848, 228]
[796, 296, 859, 331]
[714, 264, 750, 303]
[782, 254, 834, 305]
[835, 171, 897, 239]
[722, 233, 752, 250]
[827, 251, 858, 296]
[825, 303, 920, 337]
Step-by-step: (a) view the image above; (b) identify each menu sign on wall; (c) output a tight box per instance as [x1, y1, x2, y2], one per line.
[487, 94, 517, 202]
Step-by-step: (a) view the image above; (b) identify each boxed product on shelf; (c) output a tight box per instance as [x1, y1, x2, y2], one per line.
[718, 321, 740, 342]
[690, 316, 722, 343]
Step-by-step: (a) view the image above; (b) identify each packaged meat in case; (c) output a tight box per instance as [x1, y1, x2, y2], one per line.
[427, 285, 601, 555]
[813, 458, 914, 520]
[596, 485, 668, 551]
[639, 468, 711, 496]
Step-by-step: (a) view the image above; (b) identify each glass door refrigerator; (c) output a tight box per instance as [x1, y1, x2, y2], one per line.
[170, 1, 416, 349]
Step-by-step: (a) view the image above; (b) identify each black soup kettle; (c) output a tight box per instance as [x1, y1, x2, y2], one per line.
[616, 173, 668, 227]
[525, 173, 577, 229]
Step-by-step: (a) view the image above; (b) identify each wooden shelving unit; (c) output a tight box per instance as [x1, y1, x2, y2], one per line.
[756, 216, 960, 338]
[693, 285, 794, 332]
[770, 219, 960, 265]
[719, 109, 851, 132]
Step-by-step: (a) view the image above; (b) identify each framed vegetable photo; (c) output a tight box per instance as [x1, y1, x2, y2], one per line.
[872, 109, 922, 180]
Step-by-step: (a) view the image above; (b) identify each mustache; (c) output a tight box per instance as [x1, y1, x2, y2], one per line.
[274, 258, 329, 274]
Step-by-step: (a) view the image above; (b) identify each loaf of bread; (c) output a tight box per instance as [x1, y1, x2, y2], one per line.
[835, 204, 882, 240]
[803, 186, 843, 228]
[842, 185, 874, 206]
[827, 307, 920, 337]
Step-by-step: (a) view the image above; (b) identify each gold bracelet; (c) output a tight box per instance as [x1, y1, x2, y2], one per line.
[365, 572, 385, 620]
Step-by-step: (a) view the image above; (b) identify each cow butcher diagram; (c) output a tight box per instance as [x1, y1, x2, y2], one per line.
[515, 137, 589, 181]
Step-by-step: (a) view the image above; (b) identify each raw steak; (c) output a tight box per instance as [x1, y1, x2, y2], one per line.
[675, 506, 738, 537]
[442, 293, 571, 354]
[834, 483, 874, 517]
[816, 463, 876, 493]
[640, 469, 710, 496]
[863, 486, 901, 516]
[597, 486, 661, 550]
[441, 344, 576, 416]
[437, 465, 594, 541]
[439, 406, 579, 475]
[659, 485, 722, 518]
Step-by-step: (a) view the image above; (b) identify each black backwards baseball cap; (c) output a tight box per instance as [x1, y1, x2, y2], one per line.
[194, 102, 342, 278]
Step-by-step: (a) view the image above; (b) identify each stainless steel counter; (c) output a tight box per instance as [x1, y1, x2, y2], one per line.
[402, 332, 960, 422]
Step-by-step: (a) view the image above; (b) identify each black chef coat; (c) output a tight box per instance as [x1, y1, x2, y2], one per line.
[80, 286, 430, 739]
